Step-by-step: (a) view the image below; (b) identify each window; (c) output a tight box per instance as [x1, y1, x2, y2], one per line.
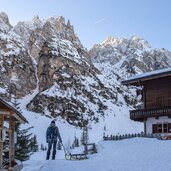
[152, 123, 170, 133]
[163, 123, 168, 133]
[152, 124, 157, 133]
[156, 97, 163, 107]
[168, 123, 171, 133]
[163, 96, 168, 106]
[155, 96, 171, 107]
[168, 96, 171, 106]
[157, 124, 162, 133]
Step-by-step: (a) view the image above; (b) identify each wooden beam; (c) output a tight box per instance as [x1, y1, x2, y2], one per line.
[144, 120, 147, 135]
[13, 113, 25, 124]
[0, 115, 4, 169]
[0, 110, 10, 115]
[143, 87, 146, 108]
[9, 116, 15, 167]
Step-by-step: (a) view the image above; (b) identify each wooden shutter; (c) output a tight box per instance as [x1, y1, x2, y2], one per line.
[168, 123, 171, 133]
[152, 124, 157, 133]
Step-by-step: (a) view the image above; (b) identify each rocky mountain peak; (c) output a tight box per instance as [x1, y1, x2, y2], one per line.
[89, 35, 171, 75]
[100, 35, 151, 50]
[0, 12, 10, 25]
[129, 35, 151, 50]
[57, 16, 65, 24]
[101, 36, 128, 46]
[31, 15, 43, 28]
[0, 11, 12, 32]
[12, 15, 80, 45]
[32, 15, 39, 21]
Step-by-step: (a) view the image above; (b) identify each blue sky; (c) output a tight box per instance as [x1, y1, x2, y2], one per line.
[0, 0, 171, 50]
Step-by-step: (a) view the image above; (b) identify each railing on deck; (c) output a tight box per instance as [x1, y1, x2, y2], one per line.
[130, 106, 171, 121]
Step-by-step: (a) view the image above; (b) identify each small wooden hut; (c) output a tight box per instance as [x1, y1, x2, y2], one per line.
[0, 97, 28, 170]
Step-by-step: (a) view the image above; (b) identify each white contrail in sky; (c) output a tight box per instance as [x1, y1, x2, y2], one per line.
[94, 16, 110, 24]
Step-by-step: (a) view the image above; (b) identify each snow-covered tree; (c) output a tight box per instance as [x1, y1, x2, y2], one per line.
[81, 123, 89, 145]
[30, 135, 39, 152]
[15, 123, 34, 161]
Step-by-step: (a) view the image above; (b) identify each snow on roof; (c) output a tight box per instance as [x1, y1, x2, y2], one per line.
[122, 67, 171, 85]
[0, 97, 28, 123]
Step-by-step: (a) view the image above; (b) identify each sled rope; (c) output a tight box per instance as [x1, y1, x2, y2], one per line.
[61, 143, 72, 160]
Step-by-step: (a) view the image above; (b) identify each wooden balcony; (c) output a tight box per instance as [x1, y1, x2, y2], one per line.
[130, 106, 171, 121]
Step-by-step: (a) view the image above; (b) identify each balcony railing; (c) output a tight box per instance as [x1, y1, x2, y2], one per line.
[130, 106, 171, 121]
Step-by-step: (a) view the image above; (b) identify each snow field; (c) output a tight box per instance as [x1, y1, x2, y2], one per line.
[22, 138, 171, 171]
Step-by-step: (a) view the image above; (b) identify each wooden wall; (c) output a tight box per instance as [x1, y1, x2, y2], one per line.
[144, 76, 171, 108]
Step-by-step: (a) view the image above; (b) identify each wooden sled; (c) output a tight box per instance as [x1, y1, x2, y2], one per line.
[65, 153, 88, 160]
[62, 144, 88, 160]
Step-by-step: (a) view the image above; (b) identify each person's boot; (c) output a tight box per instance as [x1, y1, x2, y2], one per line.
[46, 155, 50, 160]
[52, 150, 56, 160]
[46, 150, 50, 160]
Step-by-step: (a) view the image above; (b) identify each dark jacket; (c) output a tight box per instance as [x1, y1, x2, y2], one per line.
[46, 123, 62, 143]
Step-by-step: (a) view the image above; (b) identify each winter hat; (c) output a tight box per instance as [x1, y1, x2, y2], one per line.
[51, 120, 55, 124]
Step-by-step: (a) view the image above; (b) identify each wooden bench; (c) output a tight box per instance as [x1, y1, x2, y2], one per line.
[84, 143, 97, 154]
[69, 153, 88, 160]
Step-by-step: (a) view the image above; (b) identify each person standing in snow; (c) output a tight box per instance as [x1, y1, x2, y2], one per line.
[46, 120, 62, 160]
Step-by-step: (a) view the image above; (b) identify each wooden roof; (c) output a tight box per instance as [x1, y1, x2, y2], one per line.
[122, 67, 171, 86]
[0, 97, 28, 124]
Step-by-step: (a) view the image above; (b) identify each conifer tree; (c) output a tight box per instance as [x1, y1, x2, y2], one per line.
[73, 136, 79, 147]
[11, 94, 37, 161]
[40, 144, 45, 151]
[30, 135, 39, 152]
[81, 123, 89, 146]
[76, 137, 79, 147]
[80, 121, 89, 154]
[15, 123, 34, 161]
[12, 96, 22, 113]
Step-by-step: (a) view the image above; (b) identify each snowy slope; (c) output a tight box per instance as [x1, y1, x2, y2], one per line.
[22, 138, 171, 171]
[19, 90, 142, 148]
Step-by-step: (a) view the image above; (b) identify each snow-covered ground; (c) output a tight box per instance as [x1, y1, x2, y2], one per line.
[22, 138, 171, 171]
[17, 88, 143, 148]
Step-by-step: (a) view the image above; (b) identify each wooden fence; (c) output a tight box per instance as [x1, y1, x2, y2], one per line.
[103, 133, 161, 141]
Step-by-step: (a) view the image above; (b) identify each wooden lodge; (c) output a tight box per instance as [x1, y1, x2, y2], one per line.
[0, 97, 28, 171]
[122, 68, 171, 136]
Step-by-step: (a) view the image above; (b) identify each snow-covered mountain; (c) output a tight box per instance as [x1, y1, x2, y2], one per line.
[0, 13, 139, 134]
[1, 12, 171, 144]
[89, 35, 171, 75]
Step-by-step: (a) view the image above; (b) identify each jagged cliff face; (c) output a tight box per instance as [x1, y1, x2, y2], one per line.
[0, 12, 86, 99]
[0, 12, 119, 126]
[27, 39, 117, 126]
[0, 12, 37, 98]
